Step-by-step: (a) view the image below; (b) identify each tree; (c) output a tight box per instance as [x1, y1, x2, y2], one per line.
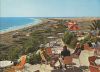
[62, 31, 77, 48]
[90, 20, 100, 30]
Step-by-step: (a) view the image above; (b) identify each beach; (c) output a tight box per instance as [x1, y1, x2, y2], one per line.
[0, 18, 42, 34]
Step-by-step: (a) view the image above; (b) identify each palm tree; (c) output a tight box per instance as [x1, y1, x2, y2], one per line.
[90, 20, 100, 30]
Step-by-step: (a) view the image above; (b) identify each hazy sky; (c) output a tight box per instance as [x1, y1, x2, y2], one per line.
[0, 0, 100, 17]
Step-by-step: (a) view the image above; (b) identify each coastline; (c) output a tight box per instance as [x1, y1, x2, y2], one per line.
[0, 18, 42, 34]
[0, 17, 100, 35]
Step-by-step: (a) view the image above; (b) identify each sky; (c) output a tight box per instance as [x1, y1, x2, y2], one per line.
[0, 0, 100, 17]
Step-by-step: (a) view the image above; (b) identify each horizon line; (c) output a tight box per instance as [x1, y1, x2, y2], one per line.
[0, 16, 100, 18]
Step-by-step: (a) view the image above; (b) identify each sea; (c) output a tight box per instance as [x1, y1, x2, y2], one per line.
[0, 17, 41, 34]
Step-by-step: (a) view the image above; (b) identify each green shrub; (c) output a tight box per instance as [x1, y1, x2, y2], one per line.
[79, 35, 98, 45]
[70, 37, 78, 48]
[29, 52, 41, 64]
[62, 31, 77, 48]
[62, 32, 71, 44]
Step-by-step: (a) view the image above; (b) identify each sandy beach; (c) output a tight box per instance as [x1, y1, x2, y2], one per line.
[0, 18, 42, 34]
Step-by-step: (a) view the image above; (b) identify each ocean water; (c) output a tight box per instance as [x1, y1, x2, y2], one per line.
[0, 17, 40, 33]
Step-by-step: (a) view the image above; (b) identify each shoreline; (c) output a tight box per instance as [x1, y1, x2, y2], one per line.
[0, 19, 42, 34]
[0, 17, 100, 35]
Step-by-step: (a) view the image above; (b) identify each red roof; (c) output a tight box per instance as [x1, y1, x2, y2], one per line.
[65, 22, 80, 30]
